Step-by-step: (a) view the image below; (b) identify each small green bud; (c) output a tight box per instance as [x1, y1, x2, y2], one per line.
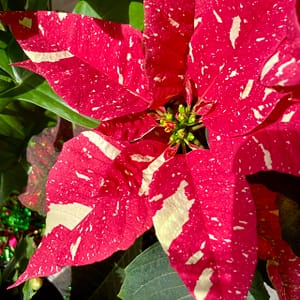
[186, 132, 195, 142]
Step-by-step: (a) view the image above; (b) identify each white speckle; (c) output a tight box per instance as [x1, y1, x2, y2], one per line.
[75, 171, 90, 181]
[252, 136, 272, 169]
[186, 249, 204, 265]
[256, 37, 265, 42]
[219, 63, 225, 72]
[261, 52, 280, 79]
[233, 226, 245, 230]
[211, 217, 219, 222]
[153, 76, 162, 82]
[194, 268, 214, 300]
[58, 12, 67, 21]
[188, 42, 195, 63]
[82, 131, 120, 160]
[213, 10, 223, 23]
[153, 181, 194, 253]
[116, 66, 124, 85]
[208, 234, 218, 240]
[70, 236, 81, 260]
[169, 17, 180, 28]
[230, 16, 241, 49]
[113, 201, 120, 216]
[216, 135, 221, 141]
[91, 106, 100, 111]
[130, 154, 154, 163]
[229, 70, 238, 77]
[38, 24, 45, 35]
[45, 203, 92, 235]
[281, 111, 296, 122]
[239, 220, 248, 224]
[129, 36, 134, 48]
[126, 53, 132, 61]
[240, 79, 254, 99]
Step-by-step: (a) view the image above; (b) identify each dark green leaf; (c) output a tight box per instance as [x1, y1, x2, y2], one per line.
[247, 269, 270, 300]
[73, 0, 144, 30]
[277, 194, 300, 257]
[0, 73, 99, 128]
[70, 239, 141, 300]
[0, 102, 56, 203]
[119, 242, 193, 300]
[25, 0, 49, 10]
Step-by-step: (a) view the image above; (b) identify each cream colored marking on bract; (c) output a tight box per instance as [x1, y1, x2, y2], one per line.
[70, 236, 82, 261]
[262, 87, 274, 101]
[23, 50, 74, 63]
[276, 57, 296, 77]
[116, 66, 124, 85]
[194, 17, 202, 29]
[58, 12, 68, 21]
[230, 16, 241, 49]
[252, 108, 264, 120]
[75, 171, 90, 181]
[261, 52, 280, 79]
[19, 17, 32, 28]
[281, 111, 296, 122]
[213, 10, 223, 23]
[82, 131, 120, 160]
[130, 154, 154, 163]
[138, 151, 166, 196]
[188, 42, 195, 63]
[186, 249, 204, 265]
[169, 17, 180, 28]
[240, 79, 254, 99]
[194, 268, 214, 300]
[233, 226, 245, 230]
[38, 24, 45, 35]
[45, 203, 92, 235]
[252, 136, 272, 169]
[153, 180, 195, 253]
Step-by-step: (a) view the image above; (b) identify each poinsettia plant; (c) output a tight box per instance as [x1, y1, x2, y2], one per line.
[1, 0, 300, 299]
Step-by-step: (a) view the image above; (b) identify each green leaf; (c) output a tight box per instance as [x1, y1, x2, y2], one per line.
[119, 242, 193, 300]
[73, 0, 144, 30]
[0, 73, 99, 128]
[129, 1, 144, 30]
[0, 102, 56, 203]
[25, 0, 49, 10]
[247, 269, 270, 300]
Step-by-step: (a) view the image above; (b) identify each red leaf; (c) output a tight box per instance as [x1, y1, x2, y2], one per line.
[188, 0, 296, 135]
[0, 11, 150, 120]
[19, 120, 72, 215]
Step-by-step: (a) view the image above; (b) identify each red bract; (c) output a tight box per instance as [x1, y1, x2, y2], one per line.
[1, 0, 300, 298]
